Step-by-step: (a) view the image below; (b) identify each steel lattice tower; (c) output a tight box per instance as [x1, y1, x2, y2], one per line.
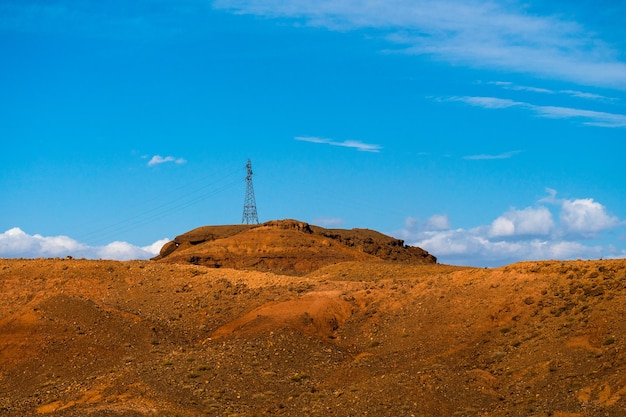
[242, 159, 259, 224]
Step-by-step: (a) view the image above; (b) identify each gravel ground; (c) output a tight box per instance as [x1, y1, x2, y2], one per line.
[1, 258, 626, 416]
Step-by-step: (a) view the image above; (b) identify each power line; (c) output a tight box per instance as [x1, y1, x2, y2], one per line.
[76, 165, 243, 243]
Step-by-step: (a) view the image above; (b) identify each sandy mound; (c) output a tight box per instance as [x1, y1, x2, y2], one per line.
[211, 290, 353, 339]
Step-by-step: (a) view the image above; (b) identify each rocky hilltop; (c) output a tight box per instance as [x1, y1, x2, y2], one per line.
[153, 219, 436, 274]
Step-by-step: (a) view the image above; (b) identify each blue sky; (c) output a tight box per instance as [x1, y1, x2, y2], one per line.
[1, 0, 625, 266]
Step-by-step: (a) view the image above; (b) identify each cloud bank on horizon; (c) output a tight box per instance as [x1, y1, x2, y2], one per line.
[396, 189, 626, 266]
[2, 190, 623, 266]
[0, 228, 168, 261]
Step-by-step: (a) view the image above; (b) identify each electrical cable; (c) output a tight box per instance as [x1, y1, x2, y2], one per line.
[76, 164, 244, 244]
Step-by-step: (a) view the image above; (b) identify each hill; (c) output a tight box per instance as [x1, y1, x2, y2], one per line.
[2, 255, 626, 416]
[153, 219, 436, 275]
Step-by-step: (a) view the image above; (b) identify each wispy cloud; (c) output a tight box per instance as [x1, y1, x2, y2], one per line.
[0, 228, 169, 261]
[214, 0, 626, 89]
[488, 81, 554, 94]
[295, 136, 382, 153]
[8, 1, 626, 88]
[395, 190, 625, 266]
[447, 96, 521, 109]
[146, 155, 187, 167]
[449, 96, 626, 128]
[530, 106, 626, 128]
[487, 81, 620, 101]
[560, 90, 618, 101]
[463, 150, 521, 160]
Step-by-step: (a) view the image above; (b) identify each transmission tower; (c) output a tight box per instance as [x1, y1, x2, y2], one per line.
[242, 159, 259, 224]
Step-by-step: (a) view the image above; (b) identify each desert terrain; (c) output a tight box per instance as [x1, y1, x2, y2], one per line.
[1, 220, 626, 416]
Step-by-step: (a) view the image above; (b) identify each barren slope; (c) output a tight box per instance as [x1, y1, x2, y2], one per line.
[2, 258, 626, 416]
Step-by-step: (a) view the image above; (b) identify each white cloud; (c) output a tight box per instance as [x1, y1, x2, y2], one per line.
[97, 239, 170, 261]
[489, 206, 554, 237]
[398, 214, 450, 235]
[215, 0, 626, 89]
[0, 228, 168, 261]
[147, 155, 187, 167]
[142, 238, 171, 255]
[424, 214, 450, 231]
[295, 136, 382, 152]
[395, 191, 624, 266]
[451, 96, 626, 128]
[0, 227, 86, 257]
[560, 198, 620, 236]
[415, 228, 483, 257]
[409, 227, 609, 267]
